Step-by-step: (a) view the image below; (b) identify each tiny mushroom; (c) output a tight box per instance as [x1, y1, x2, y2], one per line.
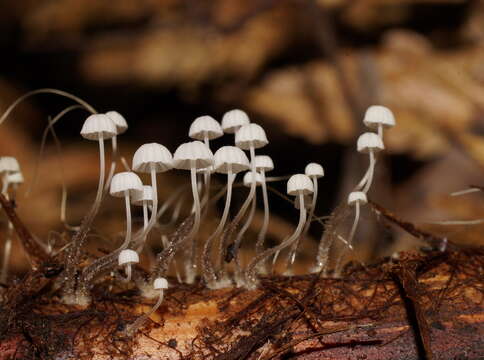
[356, 132, 384, 194]
[131, 185, 154, 232]
[109, 171, 143, 251]
[253, 155, 274, 257]
[118, 249, 139, 282]
[245, 174, 314, 288]
[0, 156, 20, 195]
[173, 140, 214, 283]
[104, 111, 129, 190]
[363, 105, 395, 139]
[202, 146, 250, 287]
[221, 109, 250, 134]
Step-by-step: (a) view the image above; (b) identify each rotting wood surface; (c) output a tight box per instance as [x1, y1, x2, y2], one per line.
[0, 248, 482, 360]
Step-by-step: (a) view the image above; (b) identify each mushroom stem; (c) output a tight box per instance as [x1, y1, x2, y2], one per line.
[185, 161, 202, 283]
[201, 134, 212, 208]
[217, 146, 257, 278]
[245, 193, 307, 288]
[118, 190, 133, 251]
[234, 194, 257, 284]
[202, 171, 235, 286]
[255, 171, 270, 255]
[287, 179, 318, 271]
[362, 150, 376, 193]
[125, 264, 133, 282]
[124, 289, 164, 337]
[143, 201, 149, 230]
[103, 136, 119, 193]
[134, 164, 159, 250]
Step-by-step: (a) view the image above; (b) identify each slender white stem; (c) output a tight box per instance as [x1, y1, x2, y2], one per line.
[255, 171, 270, 254]
[135, 165, 158, 251]
[378, 124, 383, 139]
[246, 193, 307, 287]
[185, 163, 201, 283]
[119, 191, 132, 251]
[125, 264, 132, 282]
[362, 150, 375, 193]
[427, 219, 484, 225]
[1, 175, 8, 195]
[201, 134, 212, 209]
[103, 136, 118, 193]
[143, 202, 149, 230]
[92, 138, 106, 215]
[451, 188, 481, 197]
[234, 193, 257, 282]
[125, 289, 164, 336]
[202, 170, 235, 285]
[347, 203, 360, 247]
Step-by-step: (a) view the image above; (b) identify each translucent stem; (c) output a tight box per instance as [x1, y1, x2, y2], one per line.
[118, 191, 132, 251]
[333, 203, 360, 277]
[185, 163, 201, 283]
[125, 289, 164, 337]
[103, 136, 118, 193]
[125, 264, 132, 282]
[451, 188, 481, 197]
[245, 193, 307, 288]
[362, 150, 375, 194]
[143, 202, 149, 230]
[234, 194, 257, 283]
[134, 166, 158, 251]
[255, 171, 270, 255]
[0, 221, 14, 283]
[202, 171, 235, 286]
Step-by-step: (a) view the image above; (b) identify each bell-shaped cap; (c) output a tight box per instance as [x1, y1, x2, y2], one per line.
[80, 114, 116, 141]
[110, 171, 143, 198]
[153, 277, 169, 290]
[131, 185, 154, 206]
[6, 172, 24, 185]
[105, 111, 128, 134]
[255, 155, 274, 172]
[0, 156, 20, 173]
[118, 249, 139, 266]
[347, 191, 368, 206]
[132, 143, 173, 173]
[363, 106, 395, 130]
[287, 174, 314, 196]
[243, 171, 263, 187]
[235, 123, 268, 150]
[221, 109, 250, 134]
[173, 141, 214, 170]
[305, 162, 324, 178]
[189, 116, 223, 141]
[357, 132, 385, 154]
[213, 146, 250, 174]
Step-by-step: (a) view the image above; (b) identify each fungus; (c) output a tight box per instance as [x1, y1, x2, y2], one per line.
[201, 146, 249, 287]
[253, 155, 274, 259]
[104, 111, 129, 190]
[363, 105, 395, 139]
[131, 143, 173, 248]
[245, 174, 313, 289]
[124, 277, 168, 336]
[118, 249, 139, 282]
[109, 171, 143, 251]
[356, 132, 384, 194]
[286, 162, 324, 270]
[0, 157, 20, 195]
[173, 140, 214, 283]
[131, 185, 154, 248]
[221, 109, 250, 134]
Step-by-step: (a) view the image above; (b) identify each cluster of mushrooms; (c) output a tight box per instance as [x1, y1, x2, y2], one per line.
[0, 89, 396, 336]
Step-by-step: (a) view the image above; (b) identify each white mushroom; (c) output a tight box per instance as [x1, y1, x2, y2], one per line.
[109, 171, 143, 250]
[363, 105, 395, 139]
[0, 157, 20, 195]
[221, 109, 250, 134]
[118, 249, 139, 282]
[356, 132, 384, 194]
[104, 111, 130, 190]
[201, 146, 250, 287]
[253, 155, 274, 257]
[173, 141, 214, 283]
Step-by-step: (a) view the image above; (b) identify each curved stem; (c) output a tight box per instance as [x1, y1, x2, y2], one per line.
[185, 163, 201, 283]
[245, 193, 307, 288]
[255, 171, 270, 254]
[287, 179, 318, 271]
[362, 150, 376, 193]
[234, 194, 257, 284]
[103, 136, 118, 193]
[202, 171, 235, 286]
[0, 88, 96, 127]
[125, 289, 164, 336]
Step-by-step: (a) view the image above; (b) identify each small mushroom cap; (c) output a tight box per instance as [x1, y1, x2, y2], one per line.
[305, 163, 324, 178]
[118, 249, 139, 266]
[105, 111, 128, 134]
[213, 146, 250, 174]
[287, 174, 314, 196]
[153, 277, 169, 290]
[221, 109, 250, 134]
[357, 132, 385, 153]
[243, 171, 263, 187]
[189, 116, 223, 141]
[347, 191, 368, 206]
[363, 106, 395, 130]
[294, 194, 312, 210]
[132, 143, 173, 173]
[110, 171, 143, 198]
[131, 185, 154, 206]
[173, 141, 214, 170]
[255, 155, 274, 172]
[235, 123, 268, 150]
[6, 172, 24, 185]
[0, 156, 20, 173]
[80, 114, 117, 141]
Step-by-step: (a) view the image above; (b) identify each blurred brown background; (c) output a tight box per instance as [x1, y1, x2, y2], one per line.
[1, 0, 484, 274]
